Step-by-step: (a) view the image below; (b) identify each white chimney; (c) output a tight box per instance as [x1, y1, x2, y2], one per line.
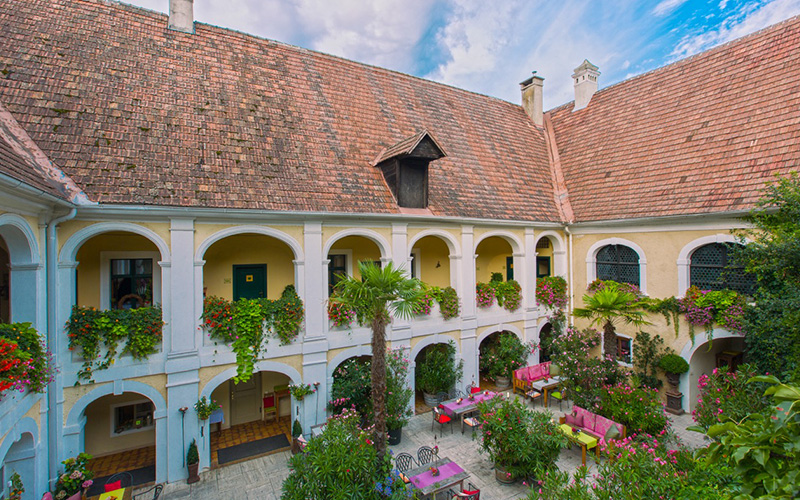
[572, 60, 600, 111]
[520, 72, 545, 127]
[169, 0, 194, 34]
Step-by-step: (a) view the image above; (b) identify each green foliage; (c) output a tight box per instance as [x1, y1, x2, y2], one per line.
[658, 353, 689, 374]
[186, 439, 199, 465]
[329, 357, 372, 416]
[597, 383, 668, 436]
[427, 286, 460, 320]
[6, 471, 23, 500]
[736, 172, 800, 381]
[385, 348, 414, 430]
[414, 340, 463, 395]
[640, 295, 681, 337]
[194, 396, 221, 420]
[282, 409, 415, 499]
[536, 276, 568, 310]
[66, 306, 163, 382]
[692, 363, 770, 431]
[679, 287, 747, 342]
[476, 280, 522, 311]
[490, 272, 504, 282]
[289, 383, 315, 400]
[292, 419, 303, 438]
[54, 453, 94, 498]
[574, 287, 648, 359]
[0, 322, 53, 396]
[479, 332, 533, 380]
[202, 285, 304, 383]
[632, 331, 667, 388]
[476, 397, 566, 481]
[695, 376, 800, 499]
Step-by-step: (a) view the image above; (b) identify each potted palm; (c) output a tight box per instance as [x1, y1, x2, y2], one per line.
[415, 341, 464, 406]
[186, 439, 200, 484]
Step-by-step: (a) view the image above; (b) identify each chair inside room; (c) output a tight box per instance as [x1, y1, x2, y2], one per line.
[262, 392, 277, 421]
[432, 406, 453, 437]
[394, 452, 418, 473]
[448, 481, 481, 499]
[417, 446, 434, 465]
[105, 471, 133, 491]
[133, 484, 163, 500]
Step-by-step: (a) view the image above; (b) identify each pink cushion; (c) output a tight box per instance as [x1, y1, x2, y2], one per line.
[565, 413, 584, 428]
[541, 361, 551, 377]
[530, 365, 542, 380]
[573, 406, 596, 432]
[105, 480, 122, 492]
[41, 493, 54, 500]
[66, 493, 81, 500]
[514, 368, 526, 380]
[594, 416, 622, 443]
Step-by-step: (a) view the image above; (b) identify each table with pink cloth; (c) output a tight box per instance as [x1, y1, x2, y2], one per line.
[406, 457, 469, 497]
[440, 391, 498, 433]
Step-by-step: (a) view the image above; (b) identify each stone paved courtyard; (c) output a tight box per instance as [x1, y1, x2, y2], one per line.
[158, 398, 707, 499]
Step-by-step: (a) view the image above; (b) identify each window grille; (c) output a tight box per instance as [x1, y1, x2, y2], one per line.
[596, 245, 640, 286]
[690, 243, 755, 295]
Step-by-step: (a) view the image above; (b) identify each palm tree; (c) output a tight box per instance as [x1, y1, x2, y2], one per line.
[573, 287, 649, 360]
[330, 261, 422, 458]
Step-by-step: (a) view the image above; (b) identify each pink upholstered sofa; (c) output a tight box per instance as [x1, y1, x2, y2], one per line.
[512, 361, 551, 395]
[560, 405, 626, 445]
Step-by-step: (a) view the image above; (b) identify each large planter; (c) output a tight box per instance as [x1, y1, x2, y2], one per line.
[387, 427, 402, 445]
[423, 392, 440, 407]
[495, 376, 511, 389]
[666, 372, 681, 388]
[187, 463, 200, 484]
[494, 463, 516, 484]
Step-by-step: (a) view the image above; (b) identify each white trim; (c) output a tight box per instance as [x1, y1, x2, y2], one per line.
[323, 228, 392, 260]
[109, 398, 155, 438]
[407, 229, 460, 256]
[535, 231, 566, 278]
[327, 345, 372, 380]
[194, 225, 304, 262]
[679, 328, 742, 412]
[0, 214, 39, 265]
[474, 230, 523, 254]
[676, 234, 741, 296]
[615, 333, 633, 367]
[476, 324, 524, 347]
[100, 251, 161, 310]
[585, 237, 647, 294]
[59, 222, 170, 262]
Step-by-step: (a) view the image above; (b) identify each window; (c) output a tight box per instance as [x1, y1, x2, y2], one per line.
[112, 400, 154, 436]
[110, 258, 153, 309]
[596, 245, 640, 286]
[409, 250, 421, 279]
[536, 256, 551, 278]
[690, 243, 756, 295]
[616, 335, 632, 364]
[328, 254, 347, 296]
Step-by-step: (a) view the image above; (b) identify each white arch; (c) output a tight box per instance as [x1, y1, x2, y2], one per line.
[679, 328, 743, 412]
[327, 345, 373, 380]
[409, 333, 460, 362]
[476, 324, 524, 347]
[0, 416, 38, 468]
[534, 230, 566, 253]
[323, 228, 392, 259]
[474, 230, 523, 255]
[407, 229, 461, 257]
[0, 214, 39, 265]
[65, 381, 168, 427]
[585, 237, 648, 294]
[676, 234, 746, 296]
[59, 222, 171, 262]
[194, 225, 304, 262]
[200, 360, 302, 399]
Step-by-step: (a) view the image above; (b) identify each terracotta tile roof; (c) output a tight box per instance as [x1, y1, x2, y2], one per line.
[0, 100, 88, 203]
[0, 0, 559, 222]
[548, 16, 800, 222]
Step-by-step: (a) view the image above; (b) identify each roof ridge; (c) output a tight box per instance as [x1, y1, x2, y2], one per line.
[543, 112, 573, 223]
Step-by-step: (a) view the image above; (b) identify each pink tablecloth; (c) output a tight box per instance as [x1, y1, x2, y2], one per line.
[440, 391, 497, 415]
[410, 461, 465, 489]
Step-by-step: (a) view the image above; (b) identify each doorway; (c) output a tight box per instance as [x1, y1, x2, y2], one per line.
[233, 264, 267, 300]
[230, 377, 262, 426]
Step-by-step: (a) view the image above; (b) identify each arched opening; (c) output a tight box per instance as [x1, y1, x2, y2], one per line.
[1, 432, 35, 500]
[478, 330, 523, 391]
[689, 242, 756, 295]
[413, 342, 461, 413]
[687, 335, 745, 412]
[327, 236, 383, 296]
[0, 239, 9, 323]
[202, 233, 297, 302]
[475, 236, 514, 283]
[0, 217, 40, 325]
[535, 236, 555, 278]
[75, 232, 162, 310]
[538, 323, 554, 362]
[329, 355, 372, 417]
[83, 392, 157, 495]
[207, 370, 294, 467]
[409, 236, 451, 287]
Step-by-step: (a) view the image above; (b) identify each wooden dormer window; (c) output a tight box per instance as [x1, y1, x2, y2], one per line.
[373, 130, 446, 209]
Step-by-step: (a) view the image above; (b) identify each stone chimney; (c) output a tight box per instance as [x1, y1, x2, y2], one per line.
[572, 60, 600, 111]
[520, 72, 545, 127]
[169, 0, 194, 34]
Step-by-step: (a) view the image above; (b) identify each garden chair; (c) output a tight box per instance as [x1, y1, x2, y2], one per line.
[468, 384, 481, 394]
[394, 452, 418, 473]
[549, 386, 566, 410]
[105, 471, 133, 491]
[447, 481, 481, 499]
[436, 391, 449, 406]
[133, 484, 163, 500]
[417, 446, 435, 465]
[432, 406, 453, 437]
[262, 392, 277, 421]
[526, 389, 543, 407]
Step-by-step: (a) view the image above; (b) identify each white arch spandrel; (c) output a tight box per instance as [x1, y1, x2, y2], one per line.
[194, 225, 304, 262]
[59, 222, 170, 262]
[323, 228, 392, 260]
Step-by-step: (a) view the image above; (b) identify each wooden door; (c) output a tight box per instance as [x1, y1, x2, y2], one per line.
[230, 376, 261, 426]
[233, 264, 267, 300]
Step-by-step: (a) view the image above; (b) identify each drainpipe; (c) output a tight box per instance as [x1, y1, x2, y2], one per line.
[46, 207, 76, 486]
[564, 224, 574, 326]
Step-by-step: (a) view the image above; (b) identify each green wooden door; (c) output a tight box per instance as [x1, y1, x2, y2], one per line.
[233, 264, 267, 300]
[506, 256, 514, 281]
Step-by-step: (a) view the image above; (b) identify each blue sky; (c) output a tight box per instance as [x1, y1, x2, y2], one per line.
[126, 0, 800, 109]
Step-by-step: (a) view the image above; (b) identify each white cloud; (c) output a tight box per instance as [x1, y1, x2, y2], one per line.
[652, 0, 689, 17]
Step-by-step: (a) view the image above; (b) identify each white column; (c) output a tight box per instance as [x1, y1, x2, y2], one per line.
[303, 222, 324, 339]
[168, 218, 196, 353]
[460, 226, 476, 319]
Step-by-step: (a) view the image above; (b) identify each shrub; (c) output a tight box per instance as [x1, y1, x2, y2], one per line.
[292, 419, 303, 438]
[658, 353, 689, 374]
[692, 363, 769, 430]
[596, 382, 669, 436]
[480, 333, 533, 380]
[385, 348, 413, 430]
[329, 357, 372, 417]
[430, 286, 460, 320]
[186, 439, 199, 465]
[476, 282, 496, 308]
[0, 322, 54, 397]
[415, 340, 463, 395]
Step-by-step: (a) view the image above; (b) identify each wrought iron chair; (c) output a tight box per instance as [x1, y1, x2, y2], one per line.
[417, 446, 435, 465]
[432, 406, 453, 437]
[133, 484, 163, 500]
[447, 481, 481, 499]
[105, 471, 133, 490]
[394, 452, 418, 473]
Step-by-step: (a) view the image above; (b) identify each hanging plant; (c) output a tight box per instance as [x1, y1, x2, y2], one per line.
[679, 286, 746, 343]
[477, 280, 522, 311]
[430, 286, 460, 320]
[66, 306, 163, 383]
[327, 298, 356, 328]
[476, 282, 496, 308]
[536, 276, 568, 311]
[194, 396, 221, 420]
[412, 291, 434, 316]
[0, 322, 54, 398]
[289, 383, 315, 400]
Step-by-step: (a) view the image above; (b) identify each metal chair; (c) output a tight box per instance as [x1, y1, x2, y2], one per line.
[435, 391, 449, 406]
[105, 471, 133, 489]
[432, 406, 453, 437]
[394, 452, 418, 473]
[417, 446, 434, 465]
[549, 386, 566, 410]
[526, 389, 543, 407]
[133, 484, 163, 500]
[447, 481, 481, 499]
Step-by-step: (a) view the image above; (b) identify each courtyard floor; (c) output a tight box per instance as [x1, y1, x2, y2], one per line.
[156, 397, 708, 499]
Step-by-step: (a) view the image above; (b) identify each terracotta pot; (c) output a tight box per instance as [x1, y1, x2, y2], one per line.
[495, 376, 511, 389]
[387, 427, 402, 445]
[187, 462, 200, 484]
[494, 463, 516, 484]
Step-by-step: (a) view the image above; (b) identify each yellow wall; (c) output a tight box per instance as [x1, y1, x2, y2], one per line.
[475, 237, 512, 282]
[411, 236, 450, 287]
[75, 233, 159, 308]
[329, 236, 381, 280]
[194, 224, 304, 258]
[203, 234, 295, 299]
[84, 392, 155, 456]
[58, 221, 170, 256]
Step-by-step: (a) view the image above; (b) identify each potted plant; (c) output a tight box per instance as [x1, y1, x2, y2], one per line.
[289, 383, 315, 401]
[291, 419, 305, 454]
[480, 333, 532, 388]
[53, 453, 94, 499]
[386, 348, 414, 445]
[194, 396, 221, 420]
[658, 353, 689, 388]
[415, 341, 464, 406]
[476, 397, 566, 484]
[186, 439, 200, 484]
